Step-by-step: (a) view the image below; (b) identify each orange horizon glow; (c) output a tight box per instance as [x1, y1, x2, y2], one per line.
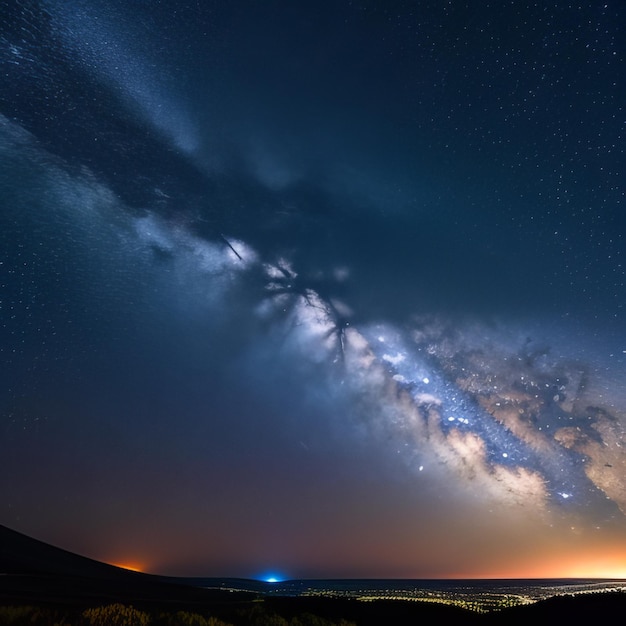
[104, 546, 626, 581]
[117, 561, 626, 580]
[109, 562, 145, 573]
[129, 565, 626, 581]
[413, 567, 624, 581]
[444, 553, 626, 581]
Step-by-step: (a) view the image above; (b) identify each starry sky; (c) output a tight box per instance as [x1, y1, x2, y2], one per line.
[1, 0, 625, 580]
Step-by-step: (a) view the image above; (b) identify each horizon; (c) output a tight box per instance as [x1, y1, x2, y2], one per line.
[1, 1, 625, 581]
[6, 520, 626, 582]
[3, 520, 626, 583]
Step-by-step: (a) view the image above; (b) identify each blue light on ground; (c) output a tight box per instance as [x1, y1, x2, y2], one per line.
[260, 573, 284, 583]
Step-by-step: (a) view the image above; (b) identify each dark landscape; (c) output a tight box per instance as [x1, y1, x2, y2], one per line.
[1, 525, 624, 625]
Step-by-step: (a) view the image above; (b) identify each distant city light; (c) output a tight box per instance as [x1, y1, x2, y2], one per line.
[260, 573, 284, 583]
[110, 562, 143, 573]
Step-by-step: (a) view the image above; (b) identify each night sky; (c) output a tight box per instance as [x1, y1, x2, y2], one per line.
[1, 0, 625, 579]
